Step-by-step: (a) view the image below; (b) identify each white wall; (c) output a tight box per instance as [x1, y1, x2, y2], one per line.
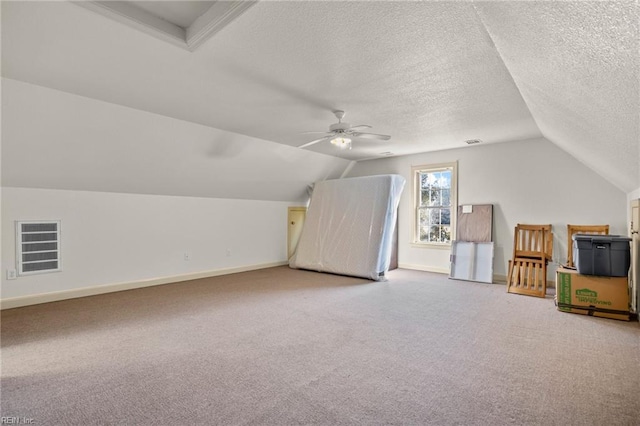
[0, 79, 353, 306]
[2, 187, 291, 301]
[346, 138, 628, 280]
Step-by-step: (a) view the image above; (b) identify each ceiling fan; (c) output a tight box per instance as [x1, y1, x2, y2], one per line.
[299, 110, 391, 150]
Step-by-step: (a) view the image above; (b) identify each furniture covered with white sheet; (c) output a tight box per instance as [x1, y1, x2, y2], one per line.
[289, 174, 405, 280]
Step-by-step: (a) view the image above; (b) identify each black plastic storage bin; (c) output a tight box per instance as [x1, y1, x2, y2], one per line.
[572, 234, 631, 277]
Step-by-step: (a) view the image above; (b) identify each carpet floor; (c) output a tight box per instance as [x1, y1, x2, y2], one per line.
[1, 266, 639, 425]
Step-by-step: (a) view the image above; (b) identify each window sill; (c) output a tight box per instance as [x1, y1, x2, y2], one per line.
[410, 242, 452, 250]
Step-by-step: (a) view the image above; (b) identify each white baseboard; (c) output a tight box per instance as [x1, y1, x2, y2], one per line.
[1, 261, 289, 310]
[398, 263, 450, 275]
[493, 274, 507, 284]
[399, 267, 512, 286]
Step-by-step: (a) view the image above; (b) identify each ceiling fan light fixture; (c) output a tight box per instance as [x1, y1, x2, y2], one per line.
[298, 110, 389, 151]
[330, 136, 352, 149]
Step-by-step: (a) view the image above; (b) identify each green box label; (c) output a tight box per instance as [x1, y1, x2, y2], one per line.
[576, 288, 597, 297]
[575, 287, 612, 306]
[558, 273, 572, 311]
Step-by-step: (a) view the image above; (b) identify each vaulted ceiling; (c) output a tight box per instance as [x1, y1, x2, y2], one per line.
[2, 1, 638, 194]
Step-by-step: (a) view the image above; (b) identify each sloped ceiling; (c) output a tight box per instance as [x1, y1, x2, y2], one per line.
[1, 1, 638, 196]
[2, 78, 350, 201]
[475, 1, 639, 193]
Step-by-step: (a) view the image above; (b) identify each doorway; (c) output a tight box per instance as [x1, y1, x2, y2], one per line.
[288, 207, 307, 260]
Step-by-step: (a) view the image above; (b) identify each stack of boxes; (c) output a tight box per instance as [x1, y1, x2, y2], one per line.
[556, 235, 632, 321]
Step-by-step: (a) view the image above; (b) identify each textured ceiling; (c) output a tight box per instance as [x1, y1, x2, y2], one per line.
[475, 1, 639, 192]
[1, 1, 638, 193]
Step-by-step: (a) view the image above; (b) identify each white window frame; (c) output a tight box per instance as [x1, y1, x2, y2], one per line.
[16, 220, 62, 276]
[411, 162, 458, 248]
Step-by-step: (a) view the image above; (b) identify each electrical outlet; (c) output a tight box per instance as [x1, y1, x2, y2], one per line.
[6, 269, 17, 280]
[226, 249, 231, 257]
[184, 252, 191, 261]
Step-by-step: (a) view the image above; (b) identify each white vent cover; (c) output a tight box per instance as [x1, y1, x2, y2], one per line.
[16, 221, 62, 275]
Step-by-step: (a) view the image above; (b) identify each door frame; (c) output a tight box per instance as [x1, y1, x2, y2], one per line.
[630, 199, 639, 317]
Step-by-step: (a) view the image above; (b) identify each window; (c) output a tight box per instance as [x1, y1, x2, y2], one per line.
[412, 162, 457, 245]
[16, 221, 62, 275]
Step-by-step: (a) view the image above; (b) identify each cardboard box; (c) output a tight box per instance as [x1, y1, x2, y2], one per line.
[556, 267, 630, 321]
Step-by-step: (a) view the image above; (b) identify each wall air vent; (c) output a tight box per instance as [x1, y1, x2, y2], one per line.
[16, 221, 62, 275]
[465, 139, 482, 145]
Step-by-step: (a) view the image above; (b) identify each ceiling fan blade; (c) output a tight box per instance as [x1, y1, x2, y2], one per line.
[351, 132, 391, 141]
[300, 131, 332, 135]
[348, 125, 372, 131]
[299, 136, 332, 149]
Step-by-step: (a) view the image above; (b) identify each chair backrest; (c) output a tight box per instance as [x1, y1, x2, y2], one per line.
[513, 224, 553, 260]
[566, 224, 609, 267]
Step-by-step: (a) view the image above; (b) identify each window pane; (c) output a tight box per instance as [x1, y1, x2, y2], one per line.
[420, 189, 430, 207]
[442, 188, 450, 207]
[419, 208, 429, 226]
[429, 208, 440, 225]
[429, 225, 440, 242]
[428, 188, 440, 206]
[419, 226, 429, 242]
[420, 173, 429, 188]
[441, 226, 451, 243]
[441, 208, 451, 225]
[440, 171, 451, 189]
[436, 172, 445, 187]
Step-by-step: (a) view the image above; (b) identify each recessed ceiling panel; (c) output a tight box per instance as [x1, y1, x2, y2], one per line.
[130, 1, 215, 28]
[72, 1, 255, 50]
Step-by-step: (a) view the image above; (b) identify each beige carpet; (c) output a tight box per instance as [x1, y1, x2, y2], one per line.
[2, 266, 639, 425]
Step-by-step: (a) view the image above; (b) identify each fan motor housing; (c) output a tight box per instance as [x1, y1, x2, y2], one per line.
[330, 122, 350, 132]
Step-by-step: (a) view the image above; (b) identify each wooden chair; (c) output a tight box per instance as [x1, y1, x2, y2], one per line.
[566, 224, 609, 268]
[507, 224, 553, 298]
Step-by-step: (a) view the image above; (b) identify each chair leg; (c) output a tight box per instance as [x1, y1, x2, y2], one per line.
[540, 261, 547, 296]
[507, 260, 514, 292]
